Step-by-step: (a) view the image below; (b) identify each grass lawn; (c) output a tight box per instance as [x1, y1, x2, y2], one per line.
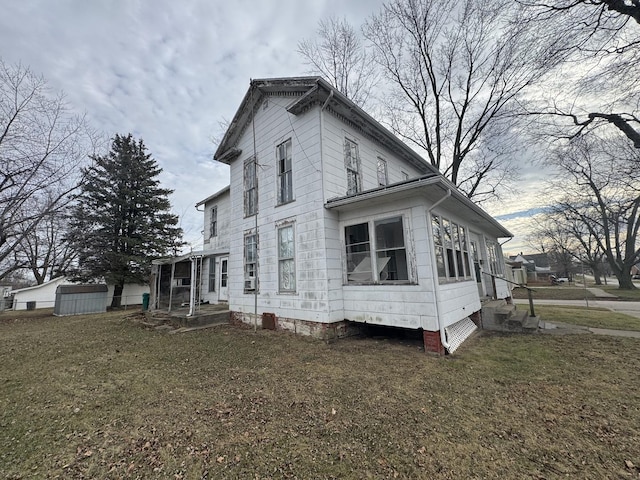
[512, 286, 595, 301]
[519, 304, 640, 331]
[598, 285, 640, 301]
[1, 310, 640, 479]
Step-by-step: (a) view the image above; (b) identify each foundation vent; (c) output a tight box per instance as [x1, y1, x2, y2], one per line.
[444, 317, 477, 353]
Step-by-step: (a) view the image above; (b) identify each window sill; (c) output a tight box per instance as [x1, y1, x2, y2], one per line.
[345, 281, 415, 286]
[276, 199, 295, 207]
[437, 278, 475, 285]
[278, 290, 297, 295]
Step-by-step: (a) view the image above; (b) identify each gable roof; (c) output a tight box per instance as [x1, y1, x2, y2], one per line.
[214, 76, 438, 176]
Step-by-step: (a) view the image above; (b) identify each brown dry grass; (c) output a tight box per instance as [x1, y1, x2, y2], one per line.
[1, 310, 639, 479]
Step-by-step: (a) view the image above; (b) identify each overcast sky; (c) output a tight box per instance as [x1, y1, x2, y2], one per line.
[1, 0, 542, 256]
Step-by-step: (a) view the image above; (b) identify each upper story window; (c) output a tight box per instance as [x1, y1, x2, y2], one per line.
[277, 139, 293, 205]
[209, 206, 217, 238]
[345, 216, 409, 284]
[244, 157, 258, 217]
[344, 138, 361, 195]
[377, 157, 388, 186]
[401, 171, 409, 181]
[431, 214, 472, 282]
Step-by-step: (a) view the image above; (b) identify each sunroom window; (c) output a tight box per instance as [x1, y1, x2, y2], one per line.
[432, 214, 472, 282]
[345, 216, 409, 284]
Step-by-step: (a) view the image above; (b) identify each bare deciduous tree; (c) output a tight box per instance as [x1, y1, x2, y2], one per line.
[297, 16, 378, 107]
[520, 0, 640, 146]
[548, 131, 640, 289]
[14, 210, 78, 284]
[0, 60, 98, 282]
[362, 0, 558, 202]
[528, 210, 608, 284]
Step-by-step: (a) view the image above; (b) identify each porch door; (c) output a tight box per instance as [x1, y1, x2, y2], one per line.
[469, 234, 485, 297]
[219, 257, 229, 302]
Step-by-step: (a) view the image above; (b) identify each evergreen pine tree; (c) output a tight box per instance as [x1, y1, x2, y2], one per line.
[68, 134, 183, 307]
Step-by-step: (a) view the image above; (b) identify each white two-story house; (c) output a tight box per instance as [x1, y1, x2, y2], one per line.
[205, 76, 512, 354]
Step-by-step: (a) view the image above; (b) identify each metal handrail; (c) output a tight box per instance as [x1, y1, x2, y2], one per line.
[482, 271, 537, 317]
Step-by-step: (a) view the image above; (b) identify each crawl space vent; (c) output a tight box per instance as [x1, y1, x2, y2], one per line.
[444, 317, 477, 353]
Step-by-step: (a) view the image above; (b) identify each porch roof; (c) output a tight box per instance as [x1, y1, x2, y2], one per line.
[325, 174, 512, 239]
[152, 247, 229, 265]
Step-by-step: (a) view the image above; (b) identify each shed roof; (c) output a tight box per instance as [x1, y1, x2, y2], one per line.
[325, 174, 512, 239]
[196, 185, 230, 208]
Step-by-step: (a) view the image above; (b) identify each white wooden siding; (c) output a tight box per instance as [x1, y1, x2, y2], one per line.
[226, 94, 332, 323]
[321, 112, 424, 201]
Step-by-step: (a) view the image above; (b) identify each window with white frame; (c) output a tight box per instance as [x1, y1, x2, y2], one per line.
[244, 157, 258, 216]
[344, 138, 361, 195]
[277, 139, 293, 204]
[377, 157, 388, 186]
[278, 224, 295, 292]
[486, 241, 502, 276]
[244, 232, 257, 291]
[209, 206, 217, 238]
[431, 214, 472, 282]
[208, 257, 216, 292]
[431, 215, 447, 278]
[345, 216, 409, 284]
[401, 171, 409, 181]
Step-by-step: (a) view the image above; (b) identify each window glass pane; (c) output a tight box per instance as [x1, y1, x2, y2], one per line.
[435, 247, 447, 278]
[375, 217, 408, 282]
[442, 219, 452, 248]
[375, 217, 404, 249]
[345, 223, 371, 282]
[446, 248, 456, 278]
[432, 215, 442, 247]
[377, 158, 388, 186]
[208, 258, 216, 292]
[279, 259, 295, 291]
[376, 249, 408, 281]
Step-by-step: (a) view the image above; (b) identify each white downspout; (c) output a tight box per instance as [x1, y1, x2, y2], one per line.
[428, 188, 452, 352]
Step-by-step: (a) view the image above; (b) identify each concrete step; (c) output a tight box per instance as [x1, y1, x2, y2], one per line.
[177, 310, 229, 328]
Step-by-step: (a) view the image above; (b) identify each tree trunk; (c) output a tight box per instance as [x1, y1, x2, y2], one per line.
[592, 263, 602, 285]
[111, 283, 124, 308]
[617, 271, 637, 290]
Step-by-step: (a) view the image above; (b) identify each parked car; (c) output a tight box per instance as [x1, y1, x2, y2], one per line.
[633, 274, 640, 280]
[550, 275, 569, 285]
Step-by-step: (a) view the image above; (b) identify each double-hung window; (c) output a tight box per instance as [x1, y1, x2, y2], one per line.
[277, 139, 293, 204]
[278, 225, 296, 292]
[377, 157, 388, 186]
[344, 138, 361, 195]
[345, 216, 409, 284]
[244, 233, 257, 291]
[209, 206, 217, 238]
[431, 214, 472, 282]
[244, 157, 258, 216]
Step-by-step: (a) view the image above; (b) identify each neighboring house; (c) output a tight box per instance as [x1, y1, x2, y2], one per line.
[154, 76, 513, 353]
[10, 277, 148, 310]
[510, 253, 554, 281]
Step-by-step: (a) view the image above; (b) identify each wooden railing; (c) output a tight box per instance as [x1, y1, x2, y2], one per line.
[483, 271, 537, 317]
